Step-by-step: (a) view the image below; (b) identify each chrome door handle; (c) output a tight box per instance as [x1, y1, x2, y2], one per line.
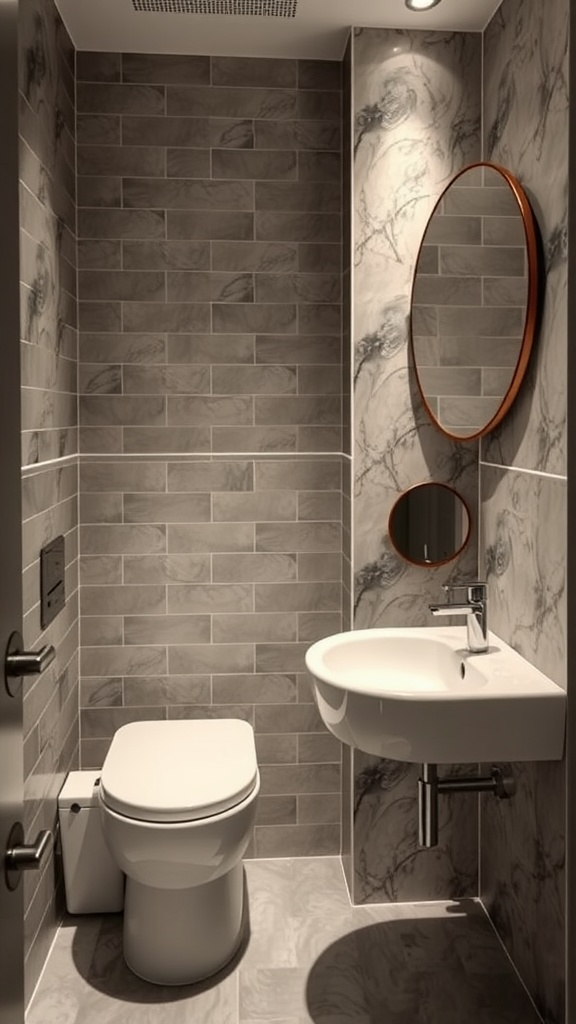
[6, 646, 56, 676]
[6, 829, 52, 870]
[5, 823, 53, 891]
[4, 631, 56, 696]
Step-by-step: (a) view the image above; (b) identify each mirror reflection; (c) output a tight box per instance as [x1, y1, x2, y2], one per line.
[411, 162, 538, 440]
[389, 483, 471, 567]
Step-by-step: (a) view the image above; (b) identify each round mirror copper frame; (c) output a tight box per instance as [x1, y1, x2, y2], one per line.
[409, 162, 539, 441]
[388, 482, 471, 568]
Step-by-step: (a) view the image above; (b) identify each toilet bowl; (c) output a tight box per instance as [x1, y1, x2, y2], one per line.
[98, 718, 259, 986]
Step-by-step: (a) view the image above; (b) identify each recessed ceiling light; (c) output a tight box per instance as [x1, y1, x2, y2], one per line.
[405, 0, 442, 10]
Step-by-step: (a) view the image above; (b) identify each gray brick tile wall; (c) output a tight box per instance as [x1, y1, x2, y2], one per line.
[77, 52, 347, 858]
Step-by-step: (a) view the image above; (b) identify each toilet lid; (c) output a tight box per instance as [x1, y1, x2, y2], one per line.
[99, 720, 258, 823]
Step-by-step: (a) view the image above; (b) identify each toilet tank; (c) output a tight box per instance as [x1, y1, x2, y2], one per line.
[58, 770, 124, 914]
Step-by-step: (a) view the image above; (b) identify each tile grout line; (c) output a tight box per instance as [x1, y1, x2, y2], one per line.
[477, 898, 546, 1024]
[25, 923, 61, 1017]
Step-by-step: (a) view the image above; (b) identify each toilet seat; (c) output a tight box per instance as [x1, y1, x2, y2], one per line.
[100, 719, 258, 823]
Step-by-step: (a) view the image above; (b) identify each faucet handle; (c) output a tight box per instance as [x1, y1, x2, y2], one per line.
[443, 581, 487, 600]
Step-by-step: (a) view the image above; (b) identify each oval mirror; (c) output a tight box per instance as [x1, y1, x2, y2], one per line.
[410, 162, 539, 440]
[389, 482, 471, 567]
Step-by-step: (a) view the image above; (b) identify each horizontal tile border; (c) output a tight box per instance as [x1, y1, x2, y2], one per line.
[21, 453, 79, 475]
[77, 452, 352, 462]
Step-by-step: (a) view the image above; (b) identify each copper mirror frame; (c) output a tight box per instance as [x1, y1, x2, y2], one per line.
[388, 482, 471, 568]
[409, 162, 540, 442]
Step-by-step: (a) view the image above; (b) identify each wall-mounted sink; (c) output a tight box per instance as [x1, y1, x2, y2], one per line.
[305, 627, 566, 763]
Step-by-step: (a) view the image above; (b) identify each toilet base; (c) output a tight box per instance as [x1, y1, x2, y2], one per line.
[123, 862, 245, 985]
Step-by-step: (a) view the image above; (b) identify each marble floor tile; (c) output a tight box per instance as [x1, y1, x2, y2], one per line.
[26, 917, 104, 1024]
[239, 968, 311, 1020]
[26, 857, 542, 1024]
[242, 857, 353, 970]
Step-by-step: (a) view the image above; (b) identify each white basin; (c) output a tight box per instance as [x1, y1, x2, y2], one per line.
[305, 627, 566, 764]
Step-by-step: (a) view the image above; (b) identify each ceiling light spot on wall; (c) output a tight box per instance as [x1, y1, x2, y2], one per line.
[405, 0, 442, 11]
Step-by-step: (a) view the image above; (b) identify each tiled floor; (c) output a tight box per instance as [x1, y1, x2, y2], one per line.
[27, 857, 542, 1023]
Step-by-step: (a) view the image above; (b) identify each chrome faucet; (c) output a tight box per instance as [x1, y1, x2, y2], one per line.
[429, 582, 488, 653]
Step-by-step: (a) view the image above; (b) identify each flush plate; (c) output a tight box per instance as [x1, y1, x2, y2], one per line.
[40, 535, 65, 630]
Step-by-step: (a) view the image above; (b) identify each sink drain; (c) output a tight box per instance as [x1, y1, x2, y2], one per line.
[460, 662, 466, 679]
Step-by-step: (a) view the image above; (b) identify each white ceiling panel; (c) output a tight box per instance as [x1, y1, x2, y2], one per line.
[54, 0, 503, 60]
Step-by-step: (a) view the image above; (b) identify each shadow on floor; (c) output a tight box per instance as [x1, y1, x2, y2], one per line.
[304, 903, 541, 1024]
[71, 882, 251, 1005]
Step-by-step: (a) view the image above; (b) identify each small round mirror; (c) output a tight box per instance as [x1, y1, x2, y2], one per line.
[389, 482, 471, 567]
[410, 162, 539, 440]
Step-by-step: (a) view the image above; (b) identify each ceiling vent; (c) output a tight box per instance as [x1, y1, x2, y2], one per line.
[132, 0, 298, 15]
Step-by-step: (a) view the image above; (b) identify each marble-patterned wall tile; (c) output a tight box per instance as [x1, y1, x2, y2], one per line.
[482, 0, 569, 476]
[21, 458, 79, 1002]
[341, 742, 353, 894]
[19, 0, 78, 467]
[19, 0, 79, 1000]
[481, 760, 565, 1024]
[479, 0, 569, 1018]
[480, 462, 566, 1023]
[342, 35, 352, 470]
[481, 465, 566, 690]
[351, 28, 481, 903]
[353, 28, 481, 617]
[353, 752, 477, 904]
[352, 29, 481, 635]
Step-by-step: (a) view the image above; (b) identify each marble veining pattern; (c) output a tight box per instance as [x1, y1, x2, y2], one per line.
[352, 28, 481, 629]
[482, 465, 566, 690]
[481, 0, 568, 475]
[480, 760, 565, 1024]
[19, 0, 78, 467]
[351, 29, 481, 905]
[353, 752, 477, 905]
[18, 0, 79, 1002]
[27, 857, 543, 1024]
[480, 461, 566, 1024]
[479, 0, 569, 1018]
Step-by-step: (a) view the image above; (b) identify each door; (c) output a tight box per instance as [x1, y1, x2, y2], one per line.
[0, 1, 26, 1022]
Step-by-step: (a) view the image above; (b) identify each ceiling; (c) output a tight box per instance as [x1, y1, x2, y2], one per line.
[54, 0, 503, 60]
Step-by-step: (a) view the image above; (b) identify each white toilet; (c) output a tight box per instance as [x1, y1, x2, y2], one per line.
[98, 718, 260, 986]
